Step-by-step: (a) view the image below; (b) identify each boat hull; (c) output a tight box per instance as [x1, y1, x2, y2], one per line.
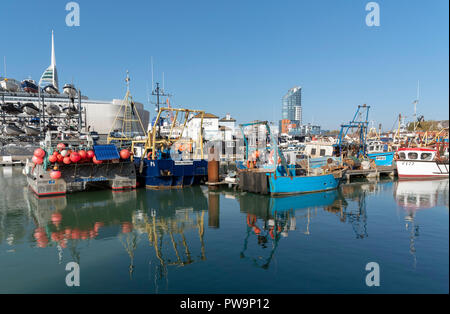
[396, 160, 449, 179]
[267, 173, 340, 195]
[368, 151, 395, 166]
[134, 158, 207, 189]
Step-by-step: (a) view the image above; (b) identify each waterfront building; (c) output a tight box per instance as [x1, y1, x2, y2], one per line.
[186, 112, 219, 141]
[282, 86, 302, 125]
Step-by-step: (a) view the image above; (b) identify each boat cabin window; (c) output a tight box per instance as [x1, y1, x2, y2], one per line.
[399, 152, 406, 159]
[320, 149, 326, 157]
[369, 146, 374, 151]
[420, 152, 433, 161]
[407, 152, 418, 160]
[310, 148, 316, 156]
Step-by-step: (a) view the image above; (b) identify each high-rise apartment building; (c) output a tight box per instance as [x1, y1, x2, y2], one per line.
[282, 86, 302, 125]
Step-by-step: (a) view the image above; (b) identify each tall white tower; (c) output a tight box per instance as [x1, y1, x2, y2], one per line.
[39, 30, 59, 91]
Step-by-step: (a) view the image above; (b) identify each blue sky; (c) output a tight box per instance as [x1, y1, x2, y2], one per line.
[1, 0, 448, 130]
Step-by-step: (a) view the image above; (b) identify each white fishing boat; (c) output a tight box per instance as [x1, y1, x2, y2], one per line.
[396, 147, 449, 179]
[1, 102, 23, 115]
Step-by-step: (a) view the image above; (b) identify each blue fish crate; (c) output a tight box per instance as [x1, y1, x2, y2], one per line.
[93, 145, 120, 161]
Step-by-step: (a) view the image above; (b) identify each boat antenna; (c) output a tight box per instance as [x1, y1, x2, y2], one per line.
[413, 80, 419, 131]
[151, 56, 154, 90]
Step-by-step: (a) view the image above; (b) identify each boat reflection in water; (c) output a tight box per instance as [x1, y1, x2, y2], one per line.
[237, 190, 343, 269]
[132, 187, 208, 291]
[23, 185, 209, 290]
[394, 179, 449, 268]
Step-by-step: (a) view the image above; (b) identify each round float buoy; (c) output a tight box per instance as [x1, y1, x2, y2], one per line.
[56, 154, 64, 163]
[57, 143, 66, 151]
[70, 152, 81, 163]
[86, 150, 95, 159]
[34, 148, 45, 158]
[63, 156, 71, 165]
[50, 170, 62, 179]
[48, 155, 57, 163]
[78, 150, 87, 160]
[120, 149, 130, 159]
[60, 150, 68, 157]
[32, 155, 43, 165]
[92, 156, 103, 164]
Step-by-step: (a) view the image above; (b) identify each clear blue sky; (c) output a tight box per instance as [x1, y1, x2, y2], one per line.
[1, 0, 448, 130]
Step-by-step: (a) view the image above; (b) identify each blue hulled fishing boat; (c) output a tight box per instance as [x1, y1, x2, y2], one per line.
[238, 121, 347, 196]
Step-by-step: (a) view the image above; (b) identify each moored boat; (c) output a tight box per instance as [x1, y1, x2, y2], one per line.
[367, 140, 395, 166]
[396, 147, 449, 179]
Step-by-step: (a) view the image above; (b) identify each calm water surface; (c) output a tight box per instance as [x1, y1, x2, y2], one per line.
[0, 167, 448, 293]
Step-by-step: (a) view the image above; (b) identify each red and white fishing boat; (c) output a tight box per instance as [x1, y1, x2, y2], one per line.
[396, 147, 449, 179]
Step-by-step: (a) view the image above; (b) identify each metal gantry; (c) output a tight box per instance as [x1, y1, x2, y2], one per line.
[336, 104, 371, 158]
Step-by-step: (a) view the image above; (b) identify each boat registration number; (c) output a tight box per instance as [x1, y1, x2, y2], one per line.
[376, 156, 386, 160]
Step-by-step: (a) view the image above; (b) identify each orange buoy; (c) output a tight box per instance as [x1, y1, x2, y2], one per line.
[32, 155, 43, 165]
[57, 143, 66, 151]
[50, 170, 61, 180]
[93, 156, 103, 164]
[48, 155, 57, 163]
[120, 149, 130, 159]
[70, 152, 81, 163]
[63, 156, 71, 165]
[34, 148, 45, 158]
[86, 150, 95, 159]
[78, 150, 87, 160]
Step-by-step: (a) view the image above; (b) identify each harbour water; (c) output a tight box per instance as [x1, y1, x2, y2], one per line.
[0, 167, 448, 294]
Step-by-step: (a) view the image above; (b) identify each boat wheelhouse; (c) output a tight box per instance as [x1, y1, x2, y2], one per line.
[367, 140, 395, 166]
[396, 147, 449, 179]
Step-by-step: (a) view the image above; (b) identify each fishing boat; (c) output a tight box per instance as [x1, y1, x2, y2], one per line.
[0, 78, 20, 92]
[21, 102, 40, 115]
[63, 84, 77, 97]
[131, 107, 208, 189]
[3, 123, 25, 136]
[21, 79, 39, 93]
[45, 103, 61, 115]
[367, 140, 395, 166]
[1, 102, 23, 115]
[23, 125, 40, 136]
[267, 169, 343, 195]
[396, 147, 449, 179]
[238, 121, 346, 196]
